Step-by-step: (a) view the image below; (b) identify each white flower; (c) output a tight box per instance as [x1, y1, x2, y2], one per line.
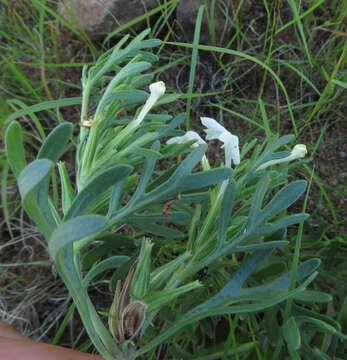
[166, 131, 206, 148]
[133, 81, 166, 126]
[201, 117, 240, 167]
[256, 144, 307, 171]
[166, 131, 209, 170]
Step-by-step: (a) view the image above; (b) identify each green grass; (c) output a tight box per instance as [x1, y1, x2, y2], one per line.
[0, 0, 346, 358]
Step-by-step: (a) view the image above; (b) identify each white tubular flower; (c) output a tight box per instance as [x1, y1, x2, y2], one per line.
[166, 131, 210, 170]
[201, 117, 240, 167]
[166, 131, 206, 148]
[133, 81, 166, 126]
[257, 144, 308, 171]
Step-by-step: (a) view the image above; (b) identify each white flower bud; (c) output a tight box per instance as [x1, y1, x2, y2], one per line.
[133, 81, 166, 126]
[256, 144, 307, 171]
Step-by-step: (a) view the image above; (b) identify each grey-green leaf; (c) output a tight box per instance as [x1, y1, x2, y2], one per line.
[65, 164, 133, 220]
[283, 317, 301, 350]
[49, 215, 107, 257]
[37, 122, 73, 162]
[18, 159, 56, 239]
[5, 120, 27, 178]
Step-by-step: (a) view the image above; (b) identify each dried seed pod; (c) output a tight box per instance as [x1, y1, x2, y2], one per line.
[108, 259, 148, 343]
[108, 280, 122, 340]
[120, 301, 148, 341]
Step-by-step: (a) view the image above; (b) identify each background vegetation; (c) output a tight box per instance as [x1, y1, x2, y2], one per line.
[1, 0, 346, 358]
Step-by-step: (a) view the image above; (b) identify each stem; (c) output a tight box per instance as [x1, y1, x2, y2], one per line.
[297, 39, 347, 138]
[272, 170, 313, 359]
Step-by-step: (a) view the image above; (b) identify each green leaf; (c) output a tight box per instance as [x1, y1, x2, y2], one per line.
[130, 212, 190, 224]
[291, 303, 341, 331]
[83, 256, 129, 288]
[234, 241, 288, 252]
[252, 135, 294, 171]
[107, 176, 128, 218]
[82, 234, 135, 270]
[126, 141, 160, 207]
[292, 290, 332, 303]
[176, 168, 233, 193]
[5, 96, 100, 125]
[283, 316, 301, 350]
[261, 180, 307, 221]
[136, 259, 318, 356]
[37, 122, 73, 162]
[190, 249, 274, 314]
[18, 159, 56, 239]
[229, 178, 308, 248]
[157, 113, 186, 138]
[150, 252, 191, 291]
[131, 239, 153, 300]
[295, 316, 339, 336]
[145, 281, 202, 312]
[49, 215, 107, 258]
[218, 180, 235, 245]
[332, 79, 347, 89]
[57, 162, 76, 215]
[65, 164, 133, 220]
[5, 120, 27, 178]
[129, 146, 162, 159]
[130, 222, 185, 239]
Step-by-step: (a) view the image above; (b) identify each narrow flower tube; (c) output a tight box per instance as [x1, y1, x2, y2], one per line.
[166, 131, 210, 170]
[111, 81, 166, 150]
[201, 117, 240, 167]
[166, 131, 206, 148]
[256, 144, 307, 171]
[133, 81, 166, 126]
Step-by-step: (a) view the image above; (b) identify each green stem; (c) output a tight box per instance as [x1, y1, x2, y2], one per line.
[272, 170, 313, 359]
[297, 39, 347, 137]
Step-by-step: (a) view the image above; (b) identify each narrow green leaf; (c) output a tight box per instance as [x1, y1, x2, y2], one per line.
[176, 168, 233, 193]
[293, 290, 332, 303]
[248, 175, 270, 219]
[261, 181, 307, 221]
[126, 141, 160, 207]
[190, 249, 274, 314]
[83, 256, 129, 288]
[218, 180, 235, 245]
[6, 96, 101, 125]
[136, 270, 316, 356]
[82, 234, 135, 270]
[130, 212, 190, 224]
[157, 113, 186, 138]
[145, 281, 202, 312]
[130, 222, 185, 239]
[57, 162, 76, 215]
[283, 316, 301, 350]
[150, 252, 191, 291]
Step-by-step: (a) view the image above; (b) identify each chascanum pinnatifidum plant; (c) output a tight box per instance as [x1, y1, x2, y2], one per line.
[5, 30, 323, 360]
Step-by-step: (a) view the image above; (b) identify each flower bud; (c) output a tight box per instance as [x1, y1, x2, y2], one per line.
[133, 81, 165, 126]
[256, 144, 308, 171]
[291, 144, 307, 158]
[130, 239, 153, 300]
